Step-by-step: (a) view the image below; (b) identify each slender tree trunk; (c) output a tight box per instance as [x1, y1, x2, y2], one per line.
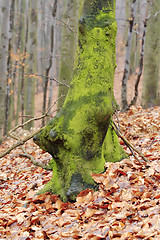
[4, 0, 16, 135]
[129, 4, 148, 107]
[15, 0, 29, 127]
[57, 0, 79, 109]
[12, 0, 22, 127]
[48, 0, 63, 116]
[34, 0, 127, 202]
[37, 0, 45, 93]
[19, 0, 29, 125]
[129, 19, 147, 107]
[129, 0, 142, 76]
[24, 0, 38, 129]
[40, 0, 54, 126]
[0, 0, 11, 142]
[42, 0, 57, 126]
[142, 1, 160, 108]
[121, 0, 137, 110]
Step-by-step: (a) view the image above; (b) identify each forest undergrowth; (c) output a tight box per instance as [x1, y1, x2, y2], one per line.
[0, 105, 160, 239]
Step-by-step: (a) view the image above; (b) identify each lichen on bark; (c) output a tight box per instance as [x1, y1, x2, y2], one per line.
[33, 0, 127, 202]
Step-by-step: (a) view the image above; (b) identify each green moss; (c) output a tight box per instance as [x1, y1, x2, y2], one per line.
[38, 159, 65, 197]
[33, 0, 126, 201]
[102, 124, 128, 162]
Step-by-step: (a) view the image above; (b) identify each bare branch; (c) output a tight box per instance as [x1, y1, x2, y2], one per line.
[24, 73, 70, 88]
[0, 96, 64, 159]
[0, 127, 45, 158]
[112, 121, 149, 163]
[20, 146, 52, 171]
[154, 11, 160, 17]
[55, 18, 78, 33]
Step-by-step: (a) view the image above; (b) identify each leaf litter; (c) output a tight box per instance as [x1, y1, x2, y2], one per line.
[0, 106, 160, 239]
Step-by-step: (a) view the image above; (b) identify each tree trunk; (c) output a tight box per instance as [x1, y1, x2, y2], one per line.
[12, 0, 23, 127]
[142, 1, 160, 108]
[121, 0, 137, 110]
[129, 18, 147, 107]
[42, 0, 57, 126]
[57, 0, 79, 109]
[0, 0, 11, 142]
[24, 0, 38, 129]
[47, 0, 63, 118]
[33, 0, 127, 202]
[4, 0, 16, 135]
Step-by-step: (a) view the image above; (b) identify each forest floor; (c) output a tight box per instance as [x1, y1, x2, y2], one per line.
[0, 104, 160, 239]
[0, 48, 160, 239]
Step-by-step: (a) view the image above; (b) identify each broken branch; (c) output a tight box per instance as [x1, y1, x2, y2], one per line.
[112, 121, 149, 163]
[20, 146, 52, 171]
[0, 96, 63, 159]
[0, 128, 45, 158]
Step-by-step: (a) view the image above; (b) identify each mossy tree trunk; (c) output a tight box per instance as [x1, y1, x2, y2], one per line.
[33, 0, 127, 202]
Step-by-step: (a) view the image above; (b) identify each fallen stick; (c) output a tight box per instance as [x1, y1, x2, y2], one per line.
[0, 96, 64, 158]
[112, 121, 150, 163]
[0, 127, 44, 158]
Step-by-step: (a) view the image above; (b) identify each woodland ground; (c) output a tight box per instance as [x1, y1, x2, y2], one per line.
[0, 49, 160, 238]
[0, 105, 160, 239]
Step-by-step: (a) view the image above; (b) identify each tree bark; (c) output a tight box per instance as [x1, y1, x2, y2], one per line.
[24, 0, 38, 129]
[0, 0, 11, 142]
[47, 0, 63, 118]
[142, 1, 160, 108]
[4, 0, 16, 135]
[129, 16, 147, 107]
[121, 0, 137, 111]
[42, 0, 58, 126]
[11, 0, 24, 127]
[57, 0, 79, 109]
[33, 0, 127, 202]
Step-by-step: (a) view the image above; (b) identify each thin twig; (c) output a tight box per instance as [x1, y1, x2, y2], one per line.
[1, 126, 52, 170]
[20, 146, 52, 171]
[112, 121, 138, 160]
[55, 18, 78, 33]
[24, 73, 70, 88]
[8, 96, 63, 139]
[112, 121, 149, 163]
[0, 96, 64, 159]
[0, 127, 45, 158]
[3, 128, 52, 170]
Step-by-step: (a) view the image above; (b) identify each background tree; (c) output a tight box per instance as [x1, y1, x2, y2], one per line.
[0, 0, 11, 142]
[47, 0, 63, 115]
[142, 0, 160, 108]
[33, 0, 127, 202]
[4, 0, 16, 135]
[57, 0, 79, 109]
[24, 0, 38, 129]
[14, 0, 29, 127]
[41, 0, 58, 126]
[121, 0, 137, 110]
